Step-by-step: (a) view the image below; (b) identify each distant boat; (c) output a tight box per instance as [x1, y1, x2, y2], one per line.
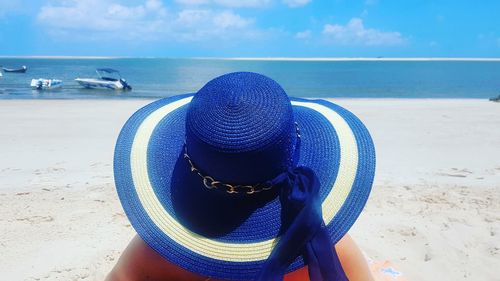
[75, 68, 132, 90]
[2, 65, 27, 73]
[30, 78, 63, 90]
[489, 95, 500, 102]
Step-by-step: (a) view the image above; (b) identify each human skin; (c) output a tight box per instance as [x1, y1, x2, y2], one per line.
[106, 234, 374, 281]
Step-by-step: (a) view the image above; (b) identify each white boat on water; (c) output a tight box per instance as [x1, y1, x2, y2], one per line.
[3, 65, 27, 73]
[31, 78, 63, 90]
[75, 68, 132, 90]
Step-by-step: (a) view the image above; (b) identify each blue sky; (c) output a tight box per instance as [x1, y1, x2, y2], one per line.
[0, 0, 499, 57]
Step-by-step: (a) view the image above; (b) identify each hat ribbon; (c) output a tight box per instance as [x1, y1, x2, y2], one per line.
[256, 166, 348, 281]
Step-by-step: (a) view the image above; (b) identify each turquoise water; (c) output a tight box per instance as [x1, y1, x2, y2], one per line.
[1, 58, 500, 99]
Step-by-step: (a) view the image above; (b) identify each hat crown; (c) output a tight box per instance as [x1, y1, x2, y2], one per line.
[185, 72, 296, 184]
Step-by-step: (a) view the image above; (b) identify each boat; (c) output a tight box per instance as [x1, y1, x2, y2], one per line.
[30, 78, 63, 90]
[2, 65, 27, 73]
[75, 68, 132, 90]
[489, 94, 500, 102]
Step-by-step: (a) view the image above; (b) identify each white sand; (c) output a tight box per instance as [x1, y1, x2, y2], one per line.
[0, 99, 499, 281]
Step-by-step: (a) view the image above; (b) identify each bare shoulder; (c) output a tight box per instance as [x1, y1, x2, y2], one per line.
[106, 235, 208, 281]
[336, 234, 375, 281]
[107, 234, 373, 281]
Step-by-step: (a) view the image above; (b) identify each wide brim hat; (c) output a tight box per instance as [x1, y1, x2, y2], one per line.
[114, 72, 375, 280]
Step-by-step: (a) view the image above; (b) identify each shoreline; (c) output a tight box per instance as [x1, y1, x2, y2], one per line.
[214, 57, 500, 61]
[0, 95, 498, 100]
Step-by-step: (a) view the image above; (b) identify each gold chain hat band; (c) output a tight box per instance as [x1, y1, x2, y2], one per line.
[183, 122, 301, 195]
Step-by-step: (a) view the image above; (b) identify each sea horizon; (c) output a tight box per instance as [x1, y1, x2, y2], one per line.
[1, 57, 500, 100]
[1, 56, 500, 61]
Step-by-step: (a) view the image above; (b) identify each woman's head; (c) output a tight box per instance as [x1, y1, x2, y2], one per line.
[113, 71, 375, 280]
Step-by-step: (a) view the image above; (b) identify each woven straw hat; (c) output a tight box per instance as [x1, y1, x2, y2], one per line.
[114, 72, 375, 280]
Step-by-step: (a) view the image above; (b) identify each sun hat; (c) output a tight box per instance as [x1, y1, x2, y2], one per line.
[113, 72, 375, 280]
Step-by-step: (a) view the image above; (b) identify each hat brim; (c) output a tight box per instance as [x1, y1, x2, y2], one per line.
[114, 93, 375, 280]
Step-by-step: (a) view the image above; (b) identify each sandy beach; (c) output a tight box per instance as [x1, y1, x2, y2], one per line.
[0, 98, 499, 281]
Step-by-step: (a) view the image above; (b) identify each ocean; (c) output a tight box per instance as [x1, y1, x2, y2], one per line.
[1, 58, 500, 99]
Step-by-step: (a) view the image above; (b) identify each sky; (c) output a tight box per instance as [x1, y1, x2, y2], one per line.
[0, 0, 499, 57]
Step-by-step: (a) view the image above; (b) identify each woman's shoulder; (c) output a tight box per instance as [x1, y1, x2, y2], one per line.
[107, 235, 208, 281]
[107, 234, 374, 281]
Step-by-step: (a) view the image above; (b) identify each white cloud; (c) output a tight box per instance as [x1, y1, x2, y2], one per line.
[322, 18, 407, 46]
[37, 0, 165, 33]
[176, 9, 212, 26]
[0, 0, 22, 17]
[173, 9, 255, 41]
[146, 0, 166, 10]
[213, 10, 253, 28]
[295, 30, 311, 40]
[175, 0, 210, 5]
[175, 0, 271, 8]
[282, 0, 311, 8]
[215, 0, 271, 8]
[37, 0, 261, 42]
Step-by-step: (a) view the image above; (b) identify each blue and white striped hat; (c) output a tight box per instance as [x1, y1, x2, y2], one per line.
[114, 72, 375, 280]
